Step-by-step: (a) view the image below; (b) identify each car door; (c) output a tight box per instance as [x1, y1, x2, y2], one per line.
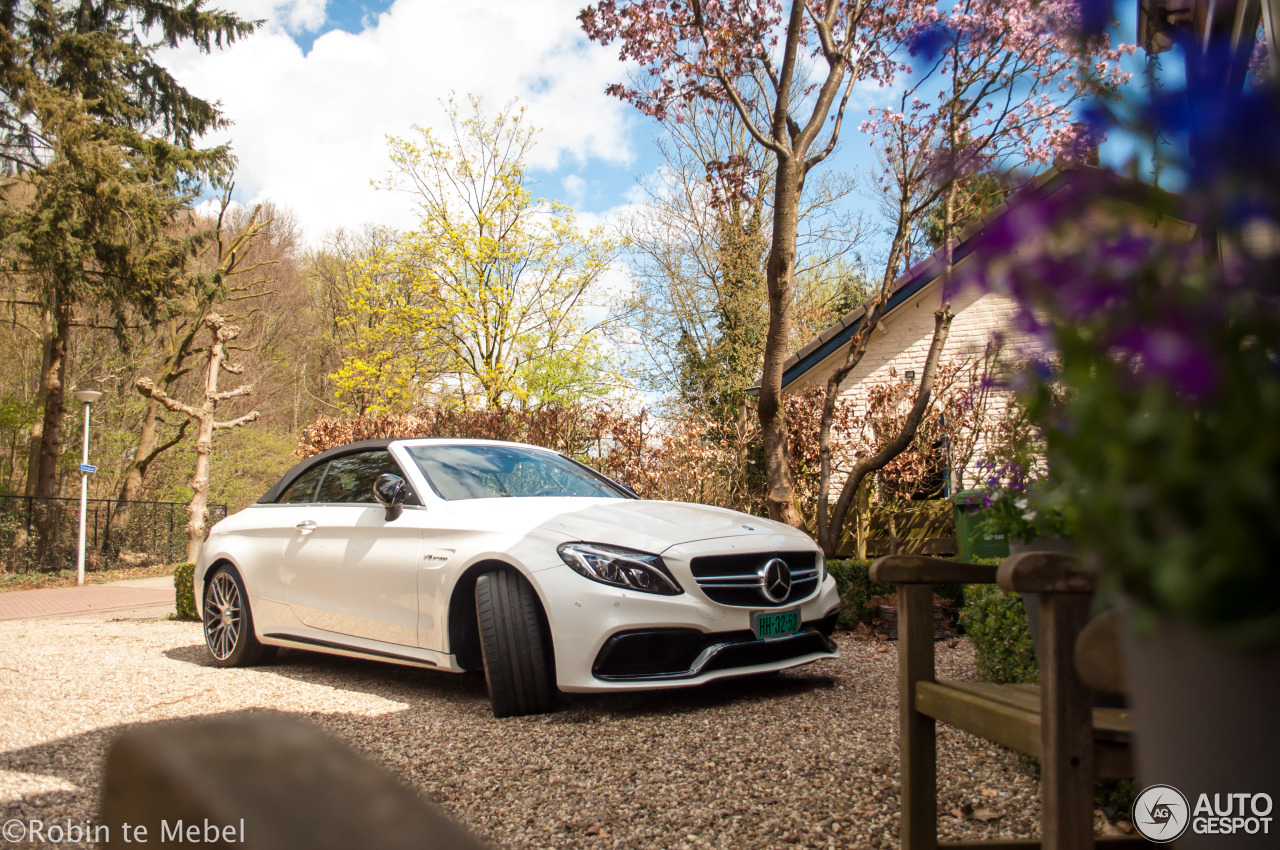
[248, 461, 331, 613]
[285, 450, 423, 647]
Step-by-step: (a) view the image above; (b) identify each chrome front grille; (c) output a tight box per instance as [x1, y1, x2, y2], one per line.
[689, 551, 820, 607]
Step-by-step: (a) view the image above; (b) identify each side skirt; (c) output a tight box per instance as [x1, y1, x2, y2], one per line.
[262, 632, 458, 671]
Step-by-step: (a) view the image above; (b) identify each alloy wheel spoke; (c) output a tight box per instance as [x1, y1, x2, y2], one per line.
[204, 573, 244, 661]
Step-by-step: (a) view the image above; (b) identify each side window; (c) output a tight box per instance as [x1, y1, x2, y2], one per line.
[313, 451, 418, 505]
[276, 463, 328, 504]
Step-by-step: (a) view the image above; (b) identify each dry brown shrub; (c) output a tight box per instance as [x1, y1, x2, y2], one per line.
[295, 359, 989, 525]
[297, 405, 757, 511]
[783, 358, 992, 516]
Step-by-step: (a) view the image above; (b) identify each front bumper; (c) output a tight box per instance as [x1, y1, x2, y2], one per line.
[533, 562, 842, 693]
[592, 612, 839, 681]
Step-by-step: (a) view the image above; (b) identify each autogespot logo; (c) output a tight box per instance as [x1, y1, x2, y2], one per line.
[1134, 784, 1190, 843]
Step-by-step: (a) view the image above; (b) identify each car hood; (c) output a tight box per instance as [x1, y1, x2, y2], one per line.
[439, 497, 813, 554]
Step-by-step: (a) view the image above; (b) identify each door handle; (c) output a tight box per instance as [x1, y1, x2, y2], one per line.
[295, 520, 317, 534]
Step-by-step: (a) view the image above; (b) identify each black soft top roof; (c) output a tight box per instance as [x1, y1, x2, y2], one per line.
[256, 439, 398, 504]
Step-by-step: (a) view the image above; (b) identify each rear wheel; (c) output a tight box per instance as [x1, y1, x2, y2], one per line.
[475, 570, 556, 718]
[203, 567, 277, 668]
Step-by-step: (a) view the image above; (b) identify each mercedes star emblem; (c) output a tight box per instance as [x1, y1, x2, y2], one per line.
[759, 558, 793, 603]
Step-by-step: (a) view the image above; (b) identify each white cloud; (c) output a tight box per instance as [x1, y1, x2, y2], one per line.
[561, 173, 586, 208]
[160, 0, 638, 242]
[215, 0, 330, 34]
[191, 196, 245, 220]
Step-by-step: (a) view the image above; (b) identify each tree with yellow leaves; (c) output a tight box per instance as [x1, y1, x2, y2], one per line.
[332, 95, 621, 413]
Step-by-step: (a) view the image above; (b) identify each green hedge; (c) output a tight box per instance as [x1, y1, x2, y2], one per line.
[827, 559, 965, 629]
[173, 562, 199, 621]
[827, 560, 891, 629]
[960, 583, 1038, 683]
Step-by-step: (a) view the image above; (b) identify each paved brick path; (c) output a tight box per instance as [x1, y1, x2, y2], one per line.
[0, 580, 174, 620]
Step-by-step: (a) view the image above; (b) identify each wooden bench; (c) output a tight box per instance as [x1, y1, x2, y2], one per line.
[869, 552, 1148, 850]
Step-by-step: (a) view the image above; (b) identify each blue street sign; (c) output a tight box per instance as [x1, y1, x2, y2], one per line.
[80, 464, 97, 473]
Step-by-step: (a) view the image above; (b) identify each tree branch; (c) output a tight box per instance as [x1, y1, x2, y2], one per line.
[213, 410, 261, 430]
[136, 377, 202, 420]
[819, 305, 954, 554]
[140, 418, 191, 466]
[211, 384, 253, 402]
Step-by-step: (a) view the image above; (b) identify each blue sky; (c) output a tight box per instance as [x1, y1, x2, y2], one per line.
[292, 0, 393, 51]
[159, 0, 1152, 252]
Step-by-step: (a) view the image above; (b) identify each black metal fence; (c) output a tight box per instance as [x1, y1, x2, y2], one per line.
[0, 495, 229, 572]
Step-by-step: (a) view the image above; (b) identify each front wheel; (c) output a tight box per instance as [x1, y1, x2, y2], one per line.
[475, 570, 557, 718]
[203, 568, 277, 668]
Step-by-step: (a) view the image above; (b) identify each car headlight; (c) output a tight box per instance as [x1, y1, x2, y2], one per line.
[557, 542, 683, 596]
[817, 550, 826, 581]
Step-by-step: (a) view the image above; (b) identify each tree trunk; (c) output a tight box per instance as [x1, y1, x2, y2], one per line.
[184, 323, 233, 562]
[102, 403, 157, 557]
[137, 314, 259, 563]
[22, 306, 53, 498]
[855, 478, 871, 560]
[187, 417, 215, 562]
[32, 297, 71, 501]
[757, 155, 803, 527]
[27, 297, 72, 562]
[737, 395, 752, 508]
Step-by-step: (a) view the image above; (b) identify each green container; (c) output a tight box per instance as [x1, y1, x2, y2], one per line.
[953, 489, 1010, 561]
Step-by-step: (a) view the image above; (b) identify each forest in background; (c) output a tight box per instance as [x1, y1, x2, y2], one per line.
[0, 0, 1137, 568]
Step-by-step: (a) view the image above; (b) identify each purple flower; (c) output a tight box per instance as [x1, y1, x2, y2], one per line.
[1111, 323, 1220, 399]
[909, 24, 953, 61]
[1071, 0, 1115, 36]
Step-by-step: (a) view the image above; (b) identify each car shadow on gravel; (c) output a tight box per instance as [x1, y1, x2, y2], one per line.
[163, 644, 492, 707]
[556, 667, 841, 721]
[167, 640, 839, 721]
[164, 642, 841, 721]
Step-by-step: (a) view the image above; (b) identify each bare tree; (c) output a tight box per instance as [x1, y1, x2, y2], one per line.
[136, 314, 260, 561]
[102, 190, 274, 555]
[625, 101, 866, 411]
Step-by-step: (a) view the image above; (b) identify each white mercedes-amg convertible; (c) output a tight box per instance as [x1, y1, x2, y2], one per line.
[194, 438, 841, 716]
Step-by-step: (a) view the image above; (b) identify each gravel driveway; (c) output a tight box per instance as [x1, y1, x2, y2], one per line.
[0, 610, 1046, 848]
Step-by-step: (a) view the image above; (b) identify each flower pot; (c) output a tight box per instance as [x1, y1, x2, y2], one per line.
[1009, 538, 1125, 708]
[1117, 597, 1280, 848]
[1008, 537, 1077, 662]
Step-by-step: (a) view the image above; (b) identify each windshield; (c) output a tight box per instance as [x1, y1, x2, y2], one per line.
[406, 444, 630, 501]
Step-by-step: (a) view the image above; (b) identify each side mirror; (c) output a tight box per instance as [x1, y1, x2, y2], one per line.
[372, 473, 409, 521]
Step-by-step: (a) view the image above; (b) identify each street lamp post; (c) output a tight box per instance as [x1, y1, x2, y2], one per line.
[72, 387, 102, 586]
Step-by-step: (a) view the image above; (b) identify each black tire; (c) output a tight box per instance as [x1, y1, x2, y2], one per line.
[203, 567, 277, 668]
[475, 570, 556, 718]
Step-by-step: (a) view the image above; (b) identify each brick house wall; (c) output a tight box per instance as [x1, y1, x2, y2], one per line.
[787, 275, 1041, 492]
[772, 167, 1191, 496]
